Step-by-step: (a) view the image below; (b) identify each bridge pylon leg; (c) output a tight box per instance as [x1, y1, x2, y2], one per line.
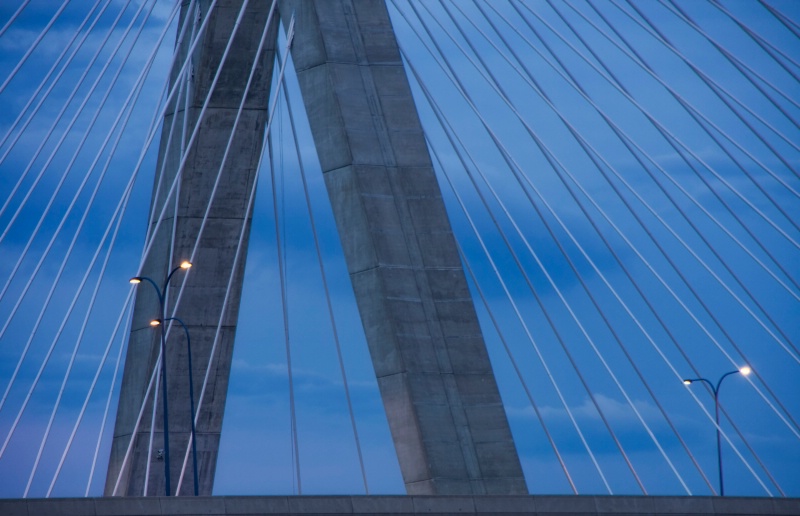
[104, 0, 280, 496]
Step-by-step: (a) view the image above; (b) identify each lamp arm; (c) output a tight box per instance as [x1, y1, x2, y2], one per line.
[716, 370, 741, 393]
[685, 377, 716, 395]
[135, 276, 164, 306]
[164, 265, 181, 291]
[163, 317, 190, 341]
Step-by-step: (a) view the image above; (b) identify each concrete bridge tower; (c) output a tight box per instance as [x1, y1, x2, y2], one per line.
[105, 0, 527, 497]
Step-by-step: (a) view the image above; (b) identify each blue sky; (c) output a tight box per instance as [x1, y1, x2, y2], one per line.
[0, 0, 798, 499]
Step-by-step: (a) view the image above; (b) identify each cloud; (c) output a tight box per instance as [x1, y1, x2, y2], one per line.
[507, 392, 662, 425]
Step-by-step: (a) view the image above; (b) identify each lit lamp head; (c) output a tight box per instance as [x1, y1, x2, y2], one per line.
[683, 379, 692, 385]
[180, 261, 192, 269]
[739, 366, 752, 376]
[129, 277, 142, 284]
[150, 319, 161, 327]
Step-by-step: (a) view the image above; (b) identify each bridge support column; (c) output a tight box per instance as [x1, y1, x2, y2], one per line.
[279, 0, 526, 495]
[105, 0, 278, 496]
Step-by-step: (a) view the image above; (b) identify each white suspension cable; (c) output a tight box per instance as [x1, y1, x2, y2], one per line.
[171, 3, 288, 494]
[270, 104, 302, 496]
[760, 0, 800, 38]
[0, 0, 176, 346]
[32, 27, 180, 487]
[83, 297, 133, 497]
[109, 0, 251, 487]
[0, 47, 172, 464]
[511, 0, 800, 442]
[1, 0, 794, 498]
[126, 0, 255, 492]
[168, 0, 278, 493]
[394, 24, 613, 493]
[525, 0, 800, 249]
[442, 4, 727, 487]
[709, 0, 800, 97]
[167, 10, 199, 493]
[470, 0, 782, 493]
[662, 1, 800, 184]
[678, 2, 800, 127]
[43, 280, 134, 496]
[515, 0, 800, 393]
[488, 0, 800, 302]
[108, 0, 238, 492]
[438, 6, 711, 492]
[496, 1, 800, 368]
[419, 1, 706, 492]
[73, 0, 214, 280]
[417, 1, 656, 493]
[23, 125, 149, 496]
[400, 0, 785, 489]
[0, 0, 179, 427]
[620, 0, 800, 198]
[0, 0, 32, 39]
[0, 0, 112, 160]
[431, 110, 613, 493]
[562, 0, 800, 380]
[111, 350, 161, 495]
[146, 68, 189, 250]
[0, 0, 70, 95]
[0, 0, 136, 233]
[272, 113, 300, 494]
[134, 0, 254, 271]
[600, 10, 800, 360]
[428, 20, 772, 484]
[570, 0, 800, 237]
[0, 0, 162, 317]
[144, 2, 197, 245]
[167, 3, 199, 305]
[459, 249, 579, 492]
[522, 0, 800, 442]
[172, 21, 294, 496]
[276, 44, 371, 493]
[428, 135, 578, 493]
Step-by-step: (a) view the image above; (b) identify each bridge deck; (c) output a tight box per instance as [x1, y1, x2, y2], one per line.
[1, 495, 797, 515]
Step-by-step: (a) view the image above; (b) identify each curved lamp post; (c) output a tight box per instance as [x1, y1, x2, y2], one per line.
[683, 366, 751, 496]
[151, 317, 199, 496]
[150, 317, 199, 496]
[130, 260, 192, 496]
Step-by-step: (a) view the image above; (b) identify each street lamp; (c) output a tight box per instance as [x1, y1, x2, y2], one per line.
[129, 260, 192, 496]
[151, 317, 199, 496]
[683, 366, 752, 496]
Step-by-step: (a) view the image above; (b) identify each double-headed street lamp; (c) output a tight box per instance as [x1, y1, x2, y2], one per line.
[683, 366, 752, 496]
[151, 317, 199, 496]
[130, 260, 192, 496]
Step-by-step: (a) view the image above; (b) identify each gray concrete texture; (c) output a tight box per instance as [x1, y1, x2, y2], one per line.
[105, 0, 278, 496]
[107, 0, 525, 496]
[2, 496, 798, 516]
[278, 0, 525, 495]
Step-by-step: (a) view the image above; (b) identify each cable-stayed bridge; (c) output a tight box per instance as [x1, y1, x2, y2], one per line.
[0, 0, 797, 504]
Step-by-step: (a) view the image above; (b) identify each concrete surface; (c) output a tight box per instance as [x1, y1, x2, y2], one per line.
[277, 0, 526, 495]
[105, 0, 279, 496]
[2, 495, 797, 516]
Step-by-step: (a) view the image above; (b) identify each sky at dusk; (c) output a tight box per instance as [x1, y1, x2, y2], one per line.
[0, 0, 798, 499]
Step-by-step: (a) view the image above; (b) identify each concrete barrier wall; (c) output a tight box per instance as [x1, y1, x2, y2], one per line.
[1, 495, 797, 515]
